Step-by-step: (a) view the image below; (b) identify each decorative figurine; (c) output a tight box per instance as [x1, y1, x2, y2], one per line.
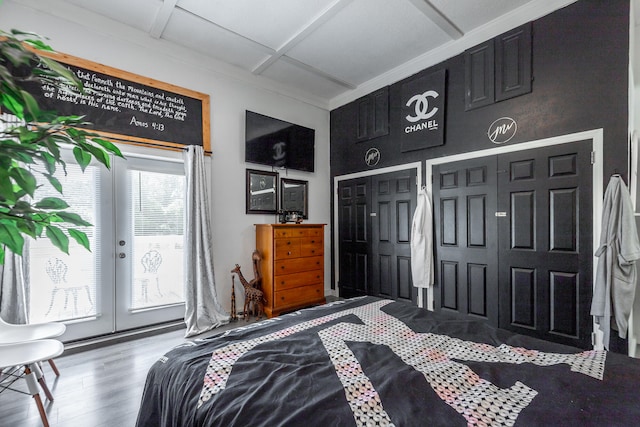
[230, 275, 238, 321]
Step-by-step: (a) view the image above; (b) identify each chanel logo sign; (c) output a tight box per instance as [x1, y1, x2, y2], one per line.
[405, 90, 439, 123]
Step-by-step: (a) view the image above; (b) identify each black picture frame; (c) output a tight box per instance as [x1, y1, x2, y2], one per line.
[246, 169, 278, 214]
[280, 178, 309, 219]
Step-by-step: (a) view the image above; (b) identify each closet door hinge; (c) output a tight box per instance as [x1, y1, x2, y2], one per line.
[591, 151, 595, 164]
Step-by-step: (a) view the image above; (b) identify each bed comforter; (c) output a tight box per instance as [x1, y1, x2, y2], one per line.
[136, 296, 640, 426]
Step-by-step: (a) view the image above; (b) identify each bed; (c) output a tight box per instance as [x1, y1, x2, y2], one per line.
[136, 296, 640, 426]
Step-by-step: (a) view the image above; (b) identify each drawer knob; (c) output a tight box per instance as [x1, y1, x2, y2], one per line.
[311, 250, 315, 253]
[311, 240, 315, 243]
[287, 241, 291, 245]
[287, 251, 291, 255]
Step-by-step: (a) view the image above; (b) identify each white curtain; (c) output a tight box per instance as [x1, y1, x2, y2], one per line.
[0, 247, 29, 324]
[183, 145, 229, 337]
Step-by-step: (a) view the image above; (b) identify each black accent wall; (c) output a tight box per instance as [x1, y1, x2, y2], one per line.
[330, 0, 629, 182]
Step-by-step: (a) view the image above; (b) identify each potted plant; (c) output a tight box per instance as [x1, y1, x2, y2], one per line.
[0, 29, 123, 264]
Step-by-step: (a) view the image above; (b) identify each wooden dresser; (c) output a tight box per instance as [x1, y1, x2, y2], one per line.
[255, 224, 325, 318]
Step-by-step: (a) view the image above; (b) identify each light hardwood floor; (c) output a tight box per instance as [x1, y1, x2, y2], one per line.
[0, 320, 255, 427]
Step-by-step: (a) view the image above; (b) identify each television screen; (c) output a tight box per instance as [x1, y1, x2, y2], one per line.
[245, 111, 315, 172]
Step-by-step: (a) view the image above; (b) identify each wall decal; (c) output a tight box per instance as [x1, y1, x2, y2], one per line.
[365, 148, 381, 167]
[401, 69, 446, 152]
[487, 117, 517, 144]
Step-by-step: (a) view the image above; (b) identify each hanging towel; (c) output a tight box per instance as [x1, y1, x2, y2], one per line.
[411, 187, 434, 289]
[591, 175, 640, 350]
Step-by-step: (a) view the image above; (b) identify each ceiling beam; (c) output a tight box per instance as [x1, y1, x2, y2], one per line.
[406, 0, 464, 40]
[149, 0, 178, 39]
[252, 0, 355, 75]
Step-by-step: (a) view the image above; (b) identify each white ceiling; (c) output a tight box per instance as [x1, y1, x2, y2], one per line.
[59, 0, 578, 109]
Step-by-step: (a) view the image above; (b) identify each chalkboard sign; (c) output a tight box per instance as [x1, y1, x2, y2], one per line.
[30, 51, 210, 152]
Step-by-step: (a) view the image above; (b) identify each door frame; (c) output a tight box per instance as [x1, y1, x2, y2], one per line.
[333, 162, 423, 302]
[425, 129, 604, 346]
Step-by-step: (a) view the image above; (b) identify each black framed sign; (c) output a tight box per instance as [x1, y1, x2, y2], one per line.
[280, 178, 308, 219]
[25, 50, 211, 153]
[246, 169, 278, 214]
[400, 69, 446, 152]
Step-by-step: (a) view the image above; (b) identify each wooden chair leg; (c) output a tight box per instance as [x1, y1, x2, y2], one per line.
[47, 359, 60, 377]
[38, 376, 55, 402]
[33, 392, 50, 427]
[31, 363, 54, 402]
[25, 366, 51, 427]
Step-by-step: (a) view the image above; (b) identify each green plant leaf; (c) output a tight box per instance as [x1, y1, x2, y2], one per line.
[0, 92, 25, 119]
[39, 57, 83, 91]
[0, 221, 25, 255]
[0, 169, 15, 204]
[10, 167, 37, 197]
[34, 196, 69, 210]
[19, 89, 41, 121]
[68, 228, 91, 251]
[40, 152, 57, 175]
[92, 137, 124, 158]
[56, 211, 92, 227]
[16, 219, 37, 239]
[45, 225, 69, 254]
[44, 174, 63, 193]
[23, 38, 54, 52]
[73, 146, 92, 171]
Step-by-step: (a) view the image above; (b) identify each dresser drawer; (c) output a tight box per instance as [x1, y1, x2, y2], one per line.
[300, 237, 323, 257]
[275, 256, 323, 275]
[274, 228, 308, 238]
[274, 238, 301, 259]
[274, 270, 323, 291]
[274, 283, 323, 309]
[306, 228, 323, 238]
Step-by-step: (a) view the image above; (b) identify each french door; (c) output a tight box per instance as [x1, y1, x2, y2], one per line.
[26, 150, 186, 341]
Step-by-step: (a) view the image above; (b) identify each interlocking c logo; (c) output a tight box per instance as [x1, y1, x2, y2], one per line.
[405, 90, 439, 123]
[272, 141, 286, 161]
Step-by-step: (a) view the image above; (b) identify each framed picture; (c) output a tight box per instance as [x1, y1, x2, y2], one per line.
[246, 169, 278, 214]
[280, 178, 308, 219]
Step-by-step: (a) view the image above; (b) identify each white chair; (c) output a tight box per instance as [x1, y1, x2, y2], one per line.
[0, 317, 66, 376]
[0, 339, 64, 427]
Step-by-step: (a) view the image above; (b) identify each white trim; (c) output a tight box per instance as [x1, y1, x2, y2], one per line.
[333, 162, 423, 301]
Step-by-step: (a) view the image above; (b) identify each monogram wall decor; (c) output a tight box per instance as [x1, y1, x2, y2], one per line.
[400, 69, 446, 152]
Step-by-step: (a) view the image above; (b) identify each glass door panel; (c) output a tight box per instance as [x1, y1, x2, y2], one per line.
[115, 156, 185, 330]
[27, 158, 115, 341]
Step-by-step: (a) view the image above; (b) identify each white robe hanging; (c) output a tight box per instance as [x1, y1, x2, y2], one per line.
[591, 175, 640, 350]
[410, 188, 434, 289]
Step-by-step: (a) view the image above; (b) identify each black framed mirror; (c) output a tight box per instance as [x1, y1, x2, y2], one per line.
[280, 178, 308, 219]
[246, 169, 278, 214]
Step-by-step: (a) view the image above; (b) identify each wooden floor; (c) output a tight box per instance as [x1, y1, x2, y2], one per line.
[0, 320, 256, 427]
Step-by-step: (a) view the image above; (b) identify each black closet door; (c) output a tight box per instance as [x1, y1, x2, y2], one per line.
[497, 140, 593, 349]
[370, 170, 417, 304]
[433, 140, 593, 349]
[433, 156, 499, 325]
[337, 177, 371, 299]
